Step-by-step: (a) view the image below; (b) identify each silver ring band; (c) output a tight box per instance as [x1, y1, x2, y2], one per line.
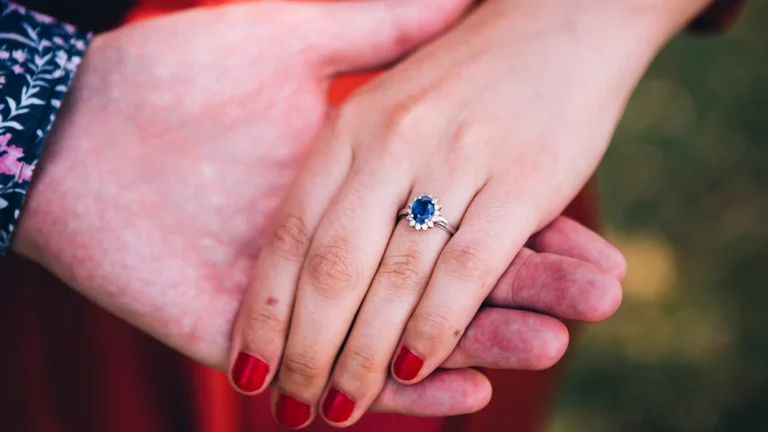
[397, 210, 457, 235]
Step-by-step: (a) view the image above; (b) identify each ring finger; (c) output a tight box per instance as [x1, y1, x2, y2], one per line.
[392, 181, 540, 385]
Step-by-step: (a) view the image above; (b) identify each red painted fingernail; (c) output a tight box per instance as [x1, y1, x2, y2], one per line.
[276, 393, 311, 429]
[393, 346, 423, 381]
[231, 352, 269, 393]
[322, 387, 355, 423]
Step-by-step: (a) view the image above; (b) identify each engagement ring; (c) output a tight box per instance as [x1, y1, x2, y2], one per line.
[397, 195, 457, 236]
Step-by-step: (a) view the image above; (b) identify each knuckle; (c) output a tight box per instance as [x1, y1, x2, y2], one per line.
[243, 307, 285, 340]
[376, 249, 427, 296]
[356, 97, 443, 164]
[343, 346, 381, 382]
[504, 249, 537, 302]
[305, 237, 361, 300]
[411, 310, 453, 343]
[381, 99, 431, 137]
[240, 308, 285, 356]
[441, 243, 487, 284]
[280, 351, 324, 388]
[447, 119, 490, 162]
[270, 215, 311, 262]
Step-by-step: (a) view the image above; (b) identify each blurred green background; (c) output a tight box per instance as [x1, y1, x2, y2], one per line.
[550, 2, 767, 431]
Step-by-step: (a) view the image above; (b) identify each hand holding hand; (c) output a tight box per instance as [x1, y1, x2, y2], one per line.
[12, 0, 628, 424]
[227, 1, 648, 427]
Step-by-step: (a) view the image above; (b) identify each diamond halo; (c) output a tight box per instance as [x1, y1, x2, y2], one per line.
[405, 194, 442, 231]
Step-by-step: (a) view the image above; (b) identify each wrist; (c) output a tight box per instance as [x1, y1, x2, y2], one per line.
[488, 0, 713, 53]
[475, 0, 714, 99]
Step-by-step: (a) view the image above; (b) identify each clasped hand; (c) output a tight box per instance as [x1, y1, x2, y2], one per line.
[227, 0, 634, 428]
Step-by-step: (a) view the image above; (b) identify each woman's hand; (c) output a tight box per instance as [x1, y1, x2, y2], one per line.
[230, 0, 707, 427]
[232, 213, 624, 426]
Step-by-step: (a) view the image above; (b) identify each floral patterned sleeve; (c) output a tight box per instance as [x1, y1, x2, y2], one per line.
[0, 1, 90, 253]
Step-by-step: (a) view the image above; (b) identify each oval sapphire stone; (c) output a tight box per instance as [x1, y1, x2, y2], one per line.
[410, 196, 435, 224]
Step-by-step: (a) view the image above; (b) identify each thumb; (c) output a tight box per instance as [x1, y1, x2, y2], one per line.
[296, 0, 474, 74]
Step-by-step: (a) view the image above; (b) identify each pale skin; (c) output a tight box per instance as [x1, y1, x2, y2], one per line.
[227, 0, 715, 428]
[12, 0, 625, 420]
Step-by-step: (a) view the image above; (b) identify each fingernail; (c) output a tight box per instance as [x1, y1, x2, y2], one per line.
[276, 393, 311, 429]
[393, 346, 423, 381]
[231, 352, 269, 393]
[322, 387, 355, 424]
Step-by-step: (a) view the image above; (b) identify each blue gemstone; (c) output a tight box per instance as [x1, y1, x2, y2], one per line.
[410, 196, 435, 224]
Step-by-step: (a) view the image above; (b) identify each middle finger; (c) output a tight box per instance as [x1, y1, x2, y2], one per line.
[274, 163, 407, 428]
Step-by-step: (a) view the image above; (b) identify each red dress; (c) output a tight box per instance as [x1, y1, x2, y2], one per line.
[0, 1, 600, 430]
